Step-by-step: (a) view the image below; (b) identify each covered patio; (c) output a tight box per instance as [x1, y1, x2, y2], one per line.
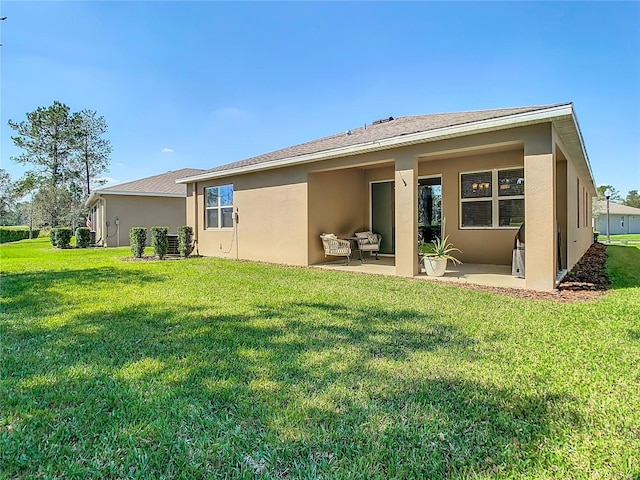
[313, 257, 526, 289]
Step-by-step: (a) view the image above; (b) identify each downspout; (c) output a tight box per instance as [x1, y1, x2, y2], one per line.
[101, 195, 107, 247]
[193, 181, 199, 247]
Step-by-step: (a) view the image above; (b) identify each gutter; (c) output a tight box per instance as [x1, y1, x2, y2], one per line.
[85, 191, 100, 208]
[176, 104, 576, 184]
[86, 191, 184, 206]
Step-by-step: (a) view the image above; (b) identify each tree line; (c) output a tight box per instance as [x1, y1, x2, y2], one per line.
[595, 185, 640, 209]
[0, 101, 111, 230]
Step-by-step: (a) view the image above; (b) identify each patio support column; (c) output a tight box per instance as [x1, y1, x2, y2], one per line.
[524, 142, 556, 291]
[395, 154, 418, 277]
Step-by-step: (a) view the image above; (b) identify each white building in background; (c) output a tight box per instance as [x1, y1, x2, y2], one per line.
[593, 200, 640, 235]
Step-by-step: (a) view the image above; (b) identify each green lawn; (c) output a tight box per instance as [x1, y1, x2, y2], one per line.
[597, 233, 640, 243]
[1, 239, 639, 479]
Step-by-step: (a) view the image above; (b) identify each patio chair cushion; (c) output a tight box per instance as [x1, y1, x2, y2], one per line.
[355, 231, 380, 245]
[320, 234, 352, 260]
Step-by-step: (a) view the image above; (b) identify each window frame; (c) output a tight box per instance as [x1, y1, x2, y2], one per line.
[204, 184, 234, 230]
[459, 167, 524, 230]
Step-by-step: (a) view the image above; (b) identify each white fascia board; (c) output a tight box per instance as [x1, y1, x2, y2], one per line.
[569, 107, 596, 192]
[176, 104, 574, 184]
[85, 192, 100, 207]
[89, 191, 185, 199]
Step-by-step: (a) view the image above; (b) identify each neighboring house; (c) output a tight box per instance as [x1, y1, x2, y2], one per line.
[177, 103, 596, 292]
[86, 168, 204, 247]
[593, 200, 640, 235]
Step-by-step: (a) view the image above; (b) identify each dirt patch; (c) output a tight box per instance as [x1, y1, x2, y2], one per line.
[454, 243, 610, 302]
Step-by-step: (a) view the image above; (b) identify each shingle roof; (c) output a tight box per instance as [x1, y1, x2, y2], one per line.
[99, 168, 204, 195]
[198, 104, 567, 176]
[595, 200, 640, 216]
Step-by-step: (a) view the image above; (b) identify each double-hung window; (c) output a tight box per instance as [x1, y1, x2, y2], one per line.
[205, 185, 234, 229]
[460, 168, 524, 228]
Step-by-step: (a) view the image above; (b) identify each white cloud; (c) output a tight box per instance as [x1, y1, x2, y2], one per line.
[116, 162, 124, 167]
[161, 147, 174, 153]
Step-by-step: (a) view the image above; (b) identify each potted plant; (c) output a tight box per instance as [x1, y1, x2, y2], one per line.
[419, 220, 461, 277]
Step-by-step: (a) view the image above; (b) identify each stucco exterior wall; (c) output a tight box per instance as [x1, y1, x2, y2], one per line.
[308, 169, 366, 265]
[96, 194, 186, 246]
[558, 129, 596, 271]
[184, 122, 594, 291]
[192, 167, 309, 265]
[418, 149, 524, 265]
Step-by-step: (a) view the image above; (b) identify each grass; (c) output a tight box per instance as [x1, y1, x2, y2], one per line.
[1, 239, 639, 479]
[597, 233, 640, 242]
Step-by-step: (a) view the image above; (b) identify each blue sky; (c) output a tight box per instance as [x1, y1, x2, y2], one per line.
[1, 1, 639, 197]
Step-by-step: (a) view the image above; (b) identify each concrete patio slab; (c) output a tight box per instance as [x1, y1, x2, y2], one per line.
[313, 256, 526, 289]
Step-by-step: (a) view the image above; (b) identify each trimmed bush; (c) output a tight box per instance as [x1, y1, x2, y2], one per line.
[50, 228, 58, 247]
[75, 227, 92, 248]
[151, 226, 169, 260]
[55, 228, 72, 249]
[0, 227, 41, 243]
[129, 227, 147, 258]
[177, 226, 194, 257]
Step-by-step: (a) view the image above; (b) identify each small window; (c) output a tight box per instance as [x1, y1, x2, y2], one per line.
[460, 168, 524, 228]
[205, 185, 234, 228]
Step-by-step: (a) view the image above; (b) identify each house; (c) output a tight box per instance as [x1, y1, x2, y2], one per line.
[86, 168, 204, 246]
[177, 103, 596, 292]
[593, 200, 640, 235]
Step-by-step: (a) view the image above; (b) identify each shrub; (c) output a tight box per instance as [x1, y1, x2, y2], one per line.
[129, 227, 147, 258]
[177, 226, 194, 257]
[0, 226, 40, 243]
[55, 228, 72, 249]
[50, 228, 58, 247]
[75, 227, 91, 248]
[151, 226, 168, 260]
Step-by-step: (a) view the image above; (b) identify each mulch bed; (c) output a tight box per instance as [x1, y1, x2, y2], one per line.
[455, 242, 610, 303]
[120, 255, 201, 262]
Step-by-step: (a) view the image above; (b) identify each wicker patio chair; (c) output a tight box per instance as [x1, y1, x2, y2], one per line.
[320, 233, 352, 265]
[354, 231, 382, 261]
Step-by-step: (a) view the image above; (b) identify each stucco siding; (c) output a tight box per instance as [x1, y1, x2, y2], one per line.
[98, 195, 186, 246]
[565, 158, 594, 269]
[419, 149, 524, 265]
[308, 169, 366, 265]
[184, 122, 591, 291]
[195, 167, 308, 265]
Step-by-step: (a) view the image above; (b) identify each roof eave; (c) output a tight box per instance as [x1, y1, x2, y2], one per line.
[87, 190, 185, 202]
[176, 104, 575, 184]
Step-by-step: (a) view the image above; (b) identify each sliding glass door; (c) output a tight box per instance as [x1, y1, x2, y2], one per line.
[418, 176, 442, 243]
[371, 181, 395, 254]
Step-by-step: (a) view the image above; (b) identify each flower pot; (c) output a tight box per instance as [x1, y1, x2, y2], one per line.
[422, 256, 448, 277]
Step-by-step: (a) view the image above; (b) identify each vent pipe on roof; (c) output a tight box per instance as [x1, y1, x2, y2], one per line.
[372, 116, 394, 125]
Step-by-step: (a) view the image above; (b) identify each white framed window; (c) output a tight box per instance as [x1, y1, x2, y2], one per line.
[460, 168, 524, 228]
[205, 185, 234, 229]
